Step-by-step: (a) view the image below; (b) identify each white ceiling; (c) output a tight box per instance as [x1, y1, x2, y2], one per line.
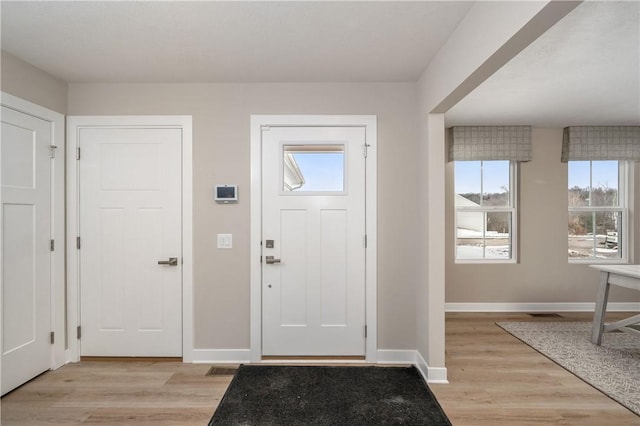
[446, 1, 640, 127]
[1, 1, 638, 127]
[0, 1, 473, 83]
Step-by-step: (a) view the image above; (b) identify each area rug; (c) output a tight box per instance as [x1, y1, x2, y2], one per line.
[209, 365, 451, 425]
[497, 321, 640, 416]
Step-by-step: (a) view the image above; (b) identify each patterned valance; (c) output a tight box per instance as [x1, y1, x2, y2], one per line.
[449, 126, 532, 162]
[561, 126, 640, 162]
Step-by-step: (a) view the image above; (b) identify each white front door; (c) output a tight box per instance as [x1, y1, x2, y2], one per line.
[1, 106, 52, 394]
[79, 127, 182, 357]
[262, 126, 367, 356]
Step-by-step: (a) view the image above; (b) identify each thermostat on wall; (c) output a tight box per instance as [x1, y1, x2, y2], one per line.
[215, 185, 238, 203]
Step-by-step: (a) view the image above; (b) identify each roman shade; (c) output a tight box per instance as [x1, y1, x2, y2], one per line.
[449, 126, 532, 162]
[561, 126, 640, 162]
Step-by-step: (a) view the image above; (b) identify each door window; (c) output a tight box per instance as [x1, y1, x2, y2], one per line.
[282, 144, 345, 193]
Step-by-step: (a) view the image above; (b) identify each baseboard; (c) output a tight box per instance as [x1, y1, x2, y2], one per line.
[446, 302, 640, 313]
[376, 350, 415, 364]
[414, 351, 429, 383]
[415, 351, 448, 384]
[381, 350, 449, 384]
[190, 348, 448, 383]
[190, 349, 252, 364]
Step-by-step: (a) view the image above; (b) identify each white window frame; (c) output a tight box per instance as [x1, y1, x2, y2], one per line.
[568, 161, 631, 264]
[454, 161, 518, 264]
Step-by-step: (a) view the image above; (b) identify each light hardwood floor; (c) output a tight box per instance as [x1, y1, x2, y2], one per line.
[1, 313, 638, 425]
[430, 312, 639, 426]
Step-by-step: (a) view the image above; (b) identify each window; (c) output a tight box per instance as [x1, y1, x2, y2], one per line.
[283, 145, 345, 193]
[568, 160, 629, 262]
[454, 160, 516, 262]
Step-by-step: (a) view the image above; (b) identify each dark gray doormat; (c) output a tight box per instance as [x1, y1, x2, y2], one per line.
[209, 365, 451, 425]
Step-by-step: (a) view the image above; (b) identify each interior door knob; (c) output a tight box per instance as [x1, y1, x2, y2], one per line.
[265, 256, 281, 264]
[158, 257, 178, 266]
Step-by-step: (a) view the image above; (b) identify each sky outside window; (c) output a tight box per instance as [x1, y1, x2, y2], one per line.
[456, 160, 618, 193]
[455, 161, 509, 194]
[291, 152, 344, 192]
[568, 161, 618, 190]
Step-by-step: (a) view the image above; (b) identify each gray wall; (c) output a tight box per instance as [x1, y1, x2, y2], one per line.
[68, 82, 420, 350]
[3, 53, 636, 355]
[1, 51, 68, 114]
[445, 128, 640, 304]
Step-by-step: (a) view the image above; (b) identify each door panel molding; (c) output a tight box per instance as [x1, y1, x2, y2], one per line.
[250, 115, 377, 362]
[66, 116, 193, 362]
[0, 92, 65, 373]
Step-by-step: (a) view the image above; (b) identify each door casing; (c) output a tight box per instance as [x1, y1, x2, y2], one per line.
[0, 92, 65, 370]
[250, 115, 377, 362]
[66, 116, 194, 362]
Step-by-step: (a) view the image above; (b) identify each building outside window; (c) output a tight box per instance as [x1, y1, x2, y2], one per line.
[454, 160, 517, 261]
[568, 160, 629, 261]
[449, 126, 531, 264]
[562, 126, 639, 263]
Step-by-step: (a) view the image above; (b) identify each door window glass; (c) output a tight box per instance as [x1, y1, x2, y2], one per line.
[283, 145, 345, 192]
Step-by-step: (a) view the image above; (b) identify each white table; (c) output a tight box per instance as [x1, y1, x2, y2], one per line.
[589, 265, 640, 345]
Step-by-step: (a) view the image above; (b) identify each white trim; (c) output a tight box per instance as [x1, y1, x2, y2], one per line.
[66, 116, 193, 362]
[189, 348, 449, 384]
[260, 358, 368, 364]
[454, 160, 518, 263]
[628, 162, 635, 263]
[426, 368, 449, 384]
[446, 302, 640, 312]
[414, 351, 429, 383]
[415, 351, 449, 384]
[250, 115, 378, 363]
[568, 161, 630, 264]
[191, 349, 252, 364]
[376, 350, 415, 364]
[1, 92, 66, 370]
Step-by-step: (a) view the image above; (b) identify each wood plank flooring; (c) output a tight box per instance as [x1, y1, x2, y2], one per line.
[430, 312, 639, 425]
[1, 312, 638, 425]
[1, 361, 232, 425]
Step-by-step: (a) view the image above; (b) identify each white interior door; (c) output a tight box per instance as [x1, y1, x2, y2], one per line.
[79, 127, 182, 356]
[262, 126, 366, 356]
[1, 106, 52, 394]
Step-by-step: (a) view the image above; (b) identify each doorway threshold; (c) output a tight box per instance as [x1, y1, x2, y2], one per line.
[80, 356, 182, 362]
[261, 355, 366, 364]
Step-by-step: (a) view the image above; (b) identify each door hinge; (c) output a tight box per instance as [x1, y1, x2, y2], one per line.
[77, 325, 81, 340]
[49, 145, 57, 159]
[363, 143, 371, 158]
[76, 147, 81, 160]
[260, 255, 262, 264]
[50, 331, 55, 344]
[364, 325, 368, 339]
[50, 239, 55, 251]
[76, 236, 81, 250]
[364, 235, 368, 248]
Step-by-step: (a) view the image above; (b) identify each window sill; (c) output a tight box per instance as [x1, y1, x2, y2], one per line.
[455, 259, 517, 265]
[568, 258, 629, 265]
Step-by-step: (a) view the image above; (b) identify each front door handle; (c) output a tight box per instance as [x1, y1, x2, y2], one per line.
[158, 257, 178, 266]
[265, 256, 281, 265]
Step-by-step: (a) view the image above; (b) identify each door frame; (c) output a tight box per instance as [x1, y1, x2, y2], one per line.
[66, 116, 194, 361]
[250, 115, 377, 362]
[0, 92, 66, 370]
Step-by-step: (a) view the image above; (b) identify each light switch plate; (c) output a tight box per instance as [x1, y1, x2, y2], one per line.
[217, 234, 232, 249]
